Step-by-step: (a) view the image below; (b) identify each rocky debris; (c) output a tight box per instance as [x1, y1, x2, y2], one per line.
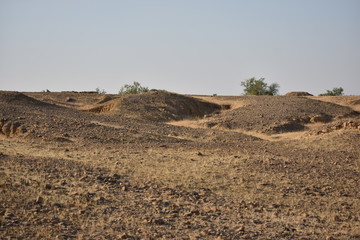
[0, 119, 26, 137]
[310, 120, 360, 135]
[291, 114, 332, 124]
[310, 114, 332, 123]
[0, 154, 244, 239]
[265, 120, 305, 134]
[87, 103, 115, 113]
[65, 97, 76, 102]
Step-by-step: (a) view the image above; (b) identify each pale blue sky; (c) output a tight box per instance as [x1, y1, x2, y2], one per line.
[1, 0, 359, 95]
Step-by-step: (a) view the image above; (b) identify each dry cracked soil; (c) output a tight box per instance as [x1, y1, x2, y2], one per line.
[0, 90, 360, 240]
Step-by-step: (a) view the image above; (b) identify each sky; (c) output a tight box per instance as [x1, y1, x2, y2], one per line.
[0, 0, 359, 95]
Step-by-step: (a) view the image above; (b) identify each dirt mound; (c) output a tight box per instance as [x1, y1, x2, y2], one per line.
[285, 92, 313, 96]
[202, 96, 359, 134]
[87, 91, 223, 121]
[0, 91, 52, 107]
[96, 95, 115, 104]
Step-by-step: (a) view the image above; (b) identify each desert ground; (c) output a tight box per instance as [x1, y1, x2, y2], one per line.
[0, 90, 359, 239]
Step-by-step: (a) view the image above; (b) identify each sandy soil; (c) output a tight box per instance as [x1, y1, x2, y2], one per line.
[1, 90, 360, 239]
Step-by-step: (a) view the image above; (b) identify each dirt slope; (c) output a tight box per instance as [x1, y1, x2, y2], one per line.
[309, 95, 360, 112]
[0, 91, 57, 108]
[200, 96, 359, 134]
[86, 91, 223, 121]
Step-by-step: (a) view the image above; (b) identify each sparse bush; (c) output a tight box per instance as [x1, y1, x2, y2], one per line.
[118, 81, 149, 95]
[95, 87, 107, 94]
[319, 87, 344, 96]
[241, 77, 279, 96]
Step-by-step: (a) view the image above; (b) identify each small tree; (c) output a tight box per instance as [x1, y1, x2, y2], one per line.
[319, 87, 344, 96]
[241, 77, 279, 96]
[95, 87, 107, 94]
[118, 81, 149, 95]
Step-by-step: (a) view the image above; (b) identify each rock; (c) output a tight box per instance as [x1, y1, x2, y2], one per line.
[331, 124, 342, 130]
[237, 226, 245, 232]
[65, 97, 76, 102]
[4, 211, 15, 219]
[2, 121, 11, 136]
[53, 202, 65, 208]
[16, 126, 27, 134]
[310, 114, 331, 123]
[54, 137, 72, 143]
[154, 218, 166, 225]
[326, 236, 336, 240]
[10, 121, 21, 134]
[120, 233, 132, 239]
[299, 116, 311, 123]
[321, 128, 330, 133]
[0, 118, 5, 129]
[112, 173, 121, 179]
[35, 196, 44, 205]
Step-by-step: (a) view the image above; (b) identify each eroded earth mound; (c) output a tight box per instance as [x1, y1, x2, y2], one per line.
[0, 91, 54, 107]
[285, 91, 313, 96]
[201, 96, 359, 134]
[87, 91, 223, 121]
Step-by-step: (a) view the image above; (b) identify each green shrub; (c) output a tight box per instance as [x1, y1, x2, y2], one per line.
[319, 87, 344, 96]
[241, 77, 279, 96]
[118, 81, 149, 95]
[95, 87, 107, 94]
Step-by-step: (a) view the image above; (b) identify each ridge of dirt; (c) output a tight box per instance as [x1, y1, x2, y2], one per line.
[0, 91, 57, 108]
[199, 96, 359, 134]
[309, 95, 360, 112]
[26, 91, 109, 109]
[86, 91, 224, 121]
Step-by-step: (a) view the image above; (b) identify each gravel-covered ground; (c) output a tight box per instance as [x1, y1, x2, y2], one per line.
[1, 91, 360, 239]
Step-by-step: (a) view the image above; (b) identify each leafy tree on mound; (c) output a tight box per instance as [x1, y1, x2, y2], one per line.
[95, 87, 107, 94]
[319, 87, 344, 96]
[241, 77, 279, 96]
[118, 81, 149, 95]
